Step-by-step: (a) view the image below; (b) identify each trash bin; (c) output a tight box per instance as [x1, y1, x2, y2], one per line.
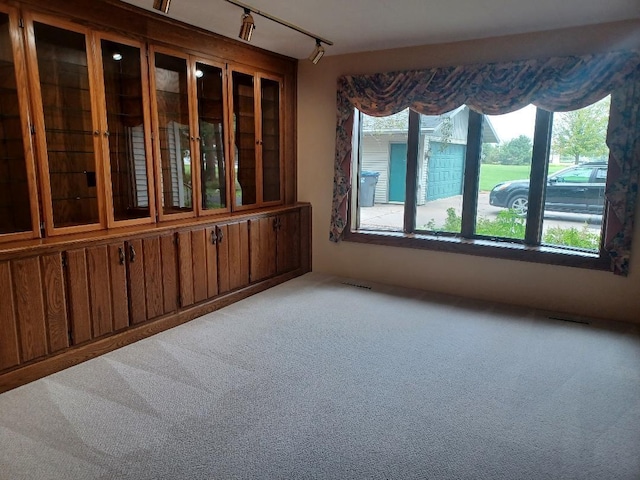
[359, 171, 380, 207]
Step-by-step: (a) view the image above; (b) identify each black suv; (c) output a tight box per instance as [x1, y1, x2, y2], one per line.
[489, 162, 607, 215]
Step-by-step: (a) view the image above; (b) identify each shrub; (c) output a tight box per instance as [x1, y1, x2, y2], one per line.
[424, 208, 599, 250]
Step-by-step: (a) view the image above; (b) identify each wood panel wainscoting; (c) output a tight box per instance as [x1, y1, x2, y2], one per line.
[0, 203, 311, 393]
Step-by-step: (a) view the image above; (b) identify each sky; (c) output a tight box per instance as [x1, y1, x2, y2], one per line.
[487, 105, 537, 143]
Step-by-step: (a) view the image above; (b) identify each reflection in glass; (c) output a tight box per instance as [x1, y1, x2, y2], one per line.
[232, 71, 256, 207]
[35, 22, 99, 227]
[101, 39, 151, 221]
[154, 52, 192, 214]
[261, 78, 280, 202]
[480, 105, 535, 240]
[0, 13, 32, 234]
[196, 62, 226, 211]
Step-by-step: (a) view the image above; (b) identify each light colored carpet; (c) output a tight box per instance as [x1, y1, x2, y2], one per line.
[1, 272, 639, 480]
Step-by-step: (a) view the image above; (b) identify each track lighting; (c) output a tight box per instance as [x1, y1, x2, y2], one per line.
[225, 0, 333, 64]
[238, 8, 255, 42]
[308, 40, 325, 65]
[152, 0, 171, 14]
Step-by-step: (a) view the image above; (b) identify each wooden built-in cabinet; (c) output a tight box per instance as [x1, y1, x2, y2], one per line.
[177, 219, 251, 307]
[0, 0, 307, 393]
[230, 67, 283, 211]
[64, 232, 178, 344]
[0, 0, 293, 244]
[0, 204, 311, 392]
[0, 253, 68, 370]
[249, 210, 300, 283]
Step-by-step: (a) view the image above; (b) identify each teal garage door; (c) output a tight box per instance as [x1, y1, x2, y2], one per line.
[426, 142, 466, 201]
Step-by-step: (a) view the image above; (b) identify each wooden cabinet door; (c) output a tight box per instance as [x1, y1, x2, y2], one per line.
[0, 6, 41, 243]
[66, 243, 128, 342]
[276, 210, 300, 275]
[177, 226, 223, 307]
[149, 47, 196, 221]
[249, 216, 277, 283]
[249, 210, 300, 282]
[25, 14, 105, 235]
[0, 254, 68, 370]
[229, 67, 283, 211]
[127, 234, 178, 323]
[95, 34, 156, 228]
[217, 220, 249, 294]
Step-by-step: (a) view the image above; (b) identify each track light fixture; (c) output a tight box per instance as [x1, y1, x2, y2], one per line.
[224, 0, 333, 64]
[152, 0, 171, 14]
[238, 8, 255, 42]
[308, 40, 325, 65]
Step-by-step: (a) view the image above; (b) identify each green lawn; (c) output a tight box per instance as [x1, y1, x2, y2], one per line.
[479, 164, 568, 192]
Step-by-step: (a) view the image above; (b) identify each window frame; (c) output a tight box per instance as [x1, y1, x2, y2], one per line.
[346, 107, 612, 271]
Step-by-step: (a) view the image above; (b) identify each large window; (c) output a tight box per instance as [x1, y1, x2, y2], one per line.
[351, 97, 613, 269]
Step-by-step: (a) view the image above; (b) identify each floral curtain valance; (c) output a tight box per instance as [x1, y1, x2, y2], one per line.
[330, 50, 640, 275]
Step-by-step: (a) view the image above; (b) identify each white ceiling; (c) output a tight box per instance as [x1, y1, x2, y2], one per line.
[121, 0, 640, 59]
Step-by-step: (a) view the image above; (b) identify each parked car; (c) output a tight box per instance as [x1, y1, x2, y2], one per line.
[489, 162, 607, 215]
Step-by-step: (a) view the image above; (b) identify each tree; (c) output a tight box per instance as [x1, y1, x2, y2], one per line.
[501, 135, 533, 165]
[482, 135, 532, 165]
[552, 96, 610, 164]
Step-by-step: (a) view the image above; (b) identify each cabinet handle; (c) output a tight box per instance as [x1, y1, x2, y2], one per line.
[129, 244, 137, 263]
[273, 217, 278, 231]
[118, 246, 125, 265]
[104, 131, 110, 137]
[211, 229, 217, 245]
[94, 130, 100, 136]
[216, 228, 224, 244]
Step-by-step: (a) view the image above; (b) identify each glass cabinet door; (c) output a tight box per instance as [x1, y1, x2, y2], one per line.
[195, 61, 228, 214]
[0, 8, 39, 241]
[151, 50, 194, 218]
[98, 37, 154, 225]
[230, 69, 283, 210]
[260, 76, 281, 203]
[28, 18, 103, 233]
[231, 71, 256, 208]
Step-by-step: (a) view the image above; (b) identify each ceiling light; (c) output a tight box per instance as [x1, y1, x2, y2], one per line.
[153, 0, 171, 13]
[225, 0, 332, 59]
[112, 52, 123, 61]
[239, 8, 255, 42]
[308, 40, 325, 65]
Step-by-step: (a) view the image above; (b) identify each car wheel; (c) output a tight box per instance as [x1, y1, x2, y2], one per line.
[508, 194, 528, 215]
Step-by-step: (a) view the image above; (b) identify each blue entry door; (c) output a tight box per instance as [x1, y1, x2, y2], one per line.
[389, 143, 407, 202]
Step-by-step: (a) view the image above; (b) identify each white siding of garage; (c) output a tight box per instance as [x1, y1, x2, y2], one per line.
[361, 135, 390, 204]
[362, 133, 431, 205]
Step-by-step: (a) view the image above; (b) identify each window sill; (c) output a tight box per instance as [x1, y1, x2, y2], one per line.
[344, 229, 611, 271]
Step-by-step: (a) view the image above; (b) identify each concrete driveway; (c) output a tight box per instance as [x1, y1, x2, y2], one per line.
[359, 193, 603, 234]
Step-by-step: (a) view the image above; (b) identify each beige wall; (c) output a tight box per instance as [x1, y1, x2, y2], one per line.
[297, 20, 640, 324]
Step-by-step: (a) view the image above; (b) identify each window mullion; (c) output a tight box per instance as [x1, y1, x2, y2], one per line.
[461, 110, 483, 238]
[524, 109, 553, 245]
[404, 110, 420, 233]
